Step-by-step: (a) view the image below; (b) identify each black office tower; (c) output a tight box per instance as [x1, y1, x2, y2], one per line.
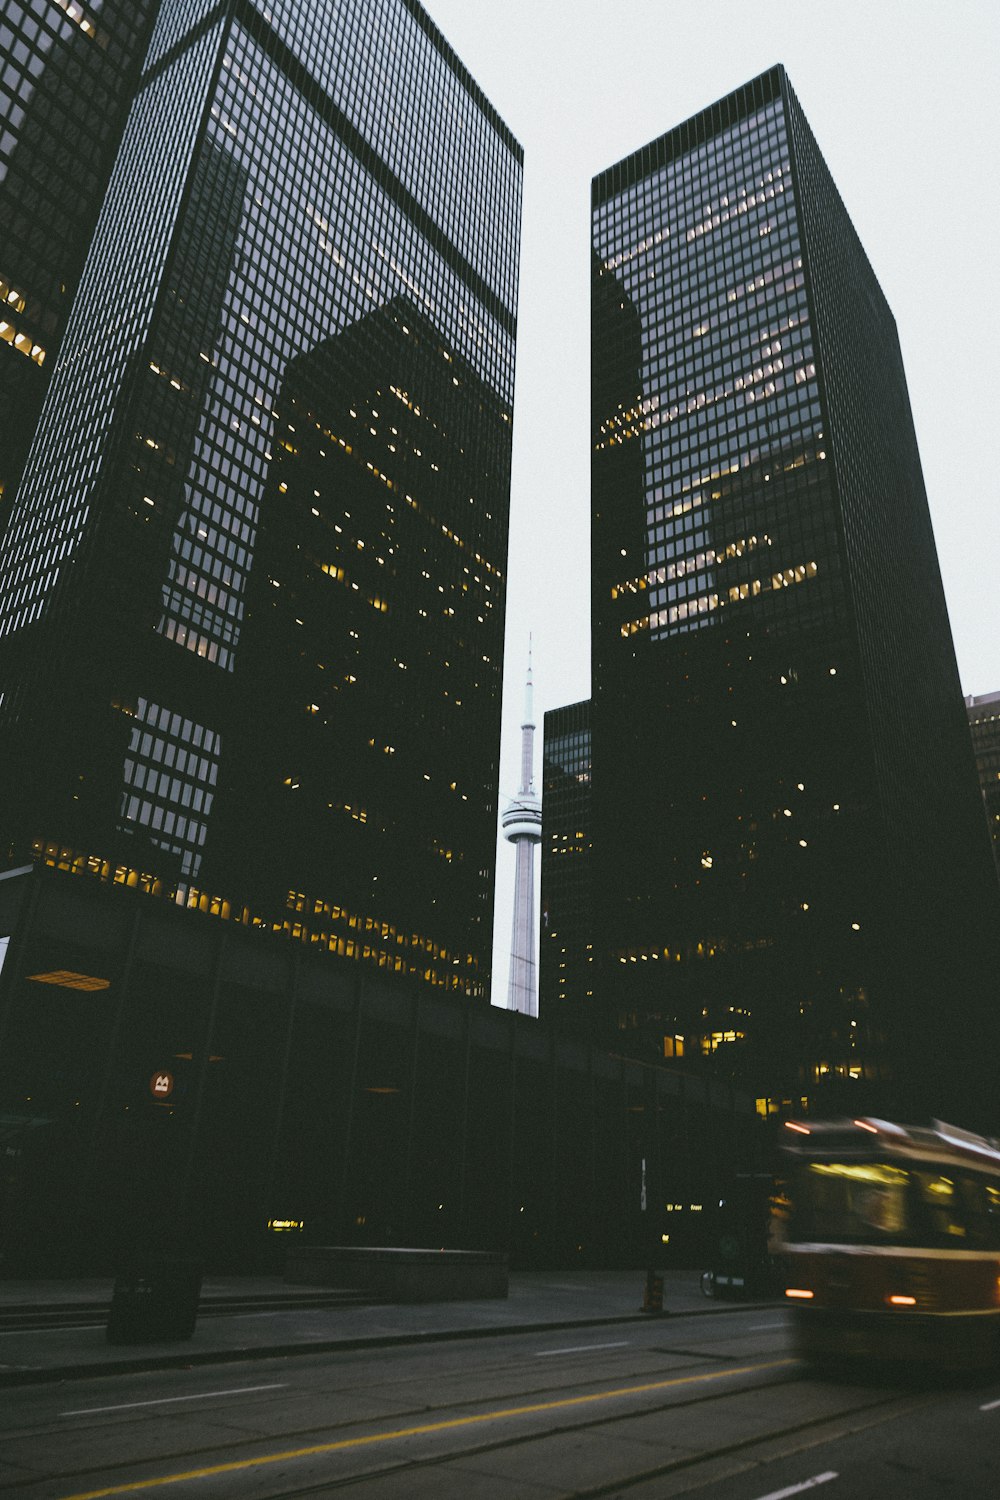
[591, 67, 999, 1128]
[0, 0, 159, 510]
[0, 0, 521, 1000]
[0, 0, 526, 1270]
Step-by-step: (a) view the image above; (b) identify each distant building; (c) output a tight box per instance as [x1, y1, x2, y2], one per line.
[965, 690, 1000, 883]
[0, 0, 158, 508]
[539, 699, 593, 1026]
[589, 66, 1000, 1127]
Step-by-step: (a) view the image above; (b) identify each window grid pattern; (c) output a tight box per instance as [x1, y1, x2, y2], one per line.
[593, 97, 836, 645]
[0, 0, 521, 1004]
[0, 0, 158, 505]
[0, 20, 223, 640]
[121, 697, 221, 877]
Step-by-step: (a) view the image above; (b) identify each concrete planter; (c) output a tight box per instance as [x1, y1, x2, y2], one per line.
[285, 1246, 508, 1302]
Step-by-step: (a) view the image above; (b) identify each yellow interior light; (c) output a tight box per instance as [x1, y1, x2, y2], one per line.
[28, 970, 110, 991]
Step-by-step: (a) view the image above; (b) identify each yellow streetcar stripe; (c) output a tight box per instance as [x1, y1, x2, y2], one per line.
[59, 1357, 794, 1498]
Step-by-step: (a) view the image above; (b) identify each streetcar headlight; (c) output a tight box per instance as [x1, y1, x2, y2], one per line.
[886, 1294, 917, 1307]
[785, 1287, 814, 1300]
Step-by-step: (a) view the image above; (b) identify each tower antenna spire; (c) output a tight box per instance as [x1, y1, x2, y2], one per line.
[502, 638, 542, 1015]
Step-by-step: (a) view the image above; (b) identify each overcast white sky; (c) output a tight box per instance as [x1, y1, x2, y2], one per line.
[419, 0, 1000, 1007]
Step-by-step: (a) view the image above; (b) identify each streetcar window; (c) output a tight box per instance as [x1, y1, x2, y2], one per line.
[790, 1162, 1000, 1249]
[963, 1179, 1000, 1249]
[913, 1173, 965, 1241]
[986, 1186, 1000, 1245]
[789, 1162, 909, 1245]
[913, 1174, 1000, 1251]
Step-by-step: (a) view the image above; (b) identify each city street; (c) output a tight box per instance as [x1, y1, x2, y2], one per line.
[2, 1299, 998, 1499]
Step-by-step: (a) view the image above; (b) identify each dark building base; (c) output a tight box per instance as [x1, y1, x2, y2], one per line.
[0, 864, 755, 1277]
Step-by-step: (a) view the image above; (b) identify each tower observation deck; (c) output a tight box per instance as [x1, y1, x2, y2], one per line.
[502, 646, 542, 1015]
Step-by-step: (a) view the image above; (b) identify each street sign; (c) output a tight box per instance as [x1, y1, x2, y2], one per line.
[149, 1071, 174, 1099]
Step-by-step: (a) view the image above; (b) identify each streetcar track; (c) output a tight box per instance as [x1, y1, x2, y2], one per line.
[0, 1344, 723, 1448]
[0, 1359, 800, 1495]
[639, 1389, 942, 1500]
[647, 1346, 750, 1362]
[172, 1377, 907, 1500]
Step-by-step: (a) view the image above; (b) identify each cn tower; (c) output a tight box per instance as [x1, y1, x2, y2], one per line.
[502, 643, 542, 1015]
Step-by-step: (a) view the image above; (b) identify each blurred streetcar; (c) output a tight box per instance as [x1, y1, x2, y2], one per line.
[781, 1116, 1000, 1371]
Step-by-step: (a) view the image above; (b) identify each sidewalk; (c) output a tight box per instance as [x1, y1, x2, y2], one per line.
[0, 1269, 758, 1387]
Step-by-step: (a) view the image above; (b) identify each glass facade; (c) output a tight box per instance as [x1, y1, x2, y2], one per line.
[0, 0, 158, 508]
[590, 67, 1000, 1127]
[539, 700, 593, 1026]
[0, 0, 522, 1001]
[594, 87, 830, 648]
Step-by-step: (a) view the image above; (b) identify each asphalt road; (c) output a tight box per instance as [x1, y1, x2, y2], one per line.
[1, 1304, 997, 1498]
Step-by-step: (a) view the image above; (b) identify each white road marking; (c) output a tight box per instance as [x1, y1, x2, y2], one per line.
[226, 1311, 290, 1319]
[0, 1325, 104, 1335]
[61, 1383, 286, 1417]
[748, 1323, 783, 1330]
[534, 1341, 630, 1357]
[980, 1396, 1000, 1411]
[753, 1473, 838, 1500]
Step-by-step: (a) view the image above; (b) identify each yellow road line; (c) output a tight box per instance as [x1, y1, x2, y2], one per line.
[60, 1358, 794, 1499]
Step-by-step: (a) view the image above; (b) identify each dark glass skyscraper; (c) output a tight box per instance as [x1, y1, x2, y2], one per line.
[590, 67, 999, 1127]
[0, 0, 521, 1000]
[0, 0, 159, 508]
